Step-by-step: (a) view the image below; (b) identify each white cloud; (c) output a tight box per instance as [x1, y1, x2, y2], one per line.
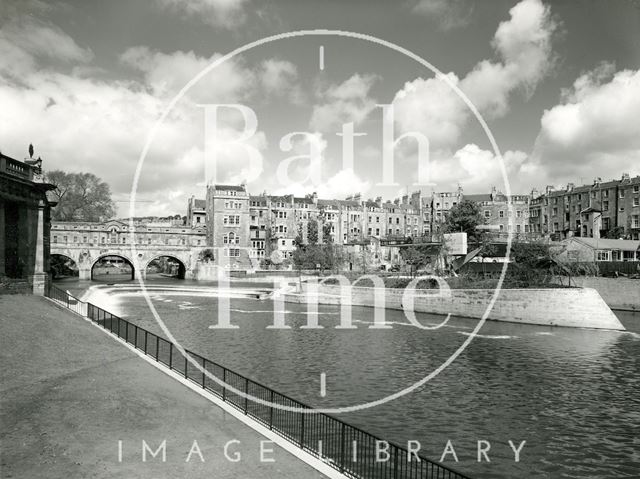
[120, 46, 255, 103]
[259, 59, 304, 104]
[0, 15, 278, 217]
[273, 168, 371, 200]
[393, 0, 557, 149]
[427, 144, 536, 193]
[392, 73, 467, 148]
[532, 63, 640, 180]
[309, 74, 378, 132]
[411, 0, 473, 31]
[155, 0, 248, 29]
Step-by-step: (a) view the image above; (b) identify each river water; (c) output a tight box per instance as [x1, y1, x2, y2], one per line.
[63, 278, 640, 478]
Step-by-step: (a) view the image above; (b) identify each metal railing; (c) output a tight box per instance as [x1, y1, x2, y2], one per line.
[46, 283, 471, 479]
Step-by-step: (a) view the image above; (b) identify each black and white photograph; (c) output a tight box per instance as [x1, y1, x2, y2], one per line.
[1, 0, 639, 478]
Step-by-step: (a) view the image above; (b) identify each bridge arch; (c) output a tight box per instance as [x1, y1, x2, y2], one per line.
[50, 253, 79, 280]
[145, 255, 187, 279]
[91, 254, 135, 281]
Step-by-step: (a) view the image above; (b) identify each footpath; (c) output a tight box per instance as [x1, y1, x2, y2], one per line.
[0, 295, 328, 479]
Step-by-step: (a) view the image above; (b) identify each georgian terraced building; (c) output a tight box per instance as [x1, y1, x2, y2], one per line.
[528, 173, 640, 240]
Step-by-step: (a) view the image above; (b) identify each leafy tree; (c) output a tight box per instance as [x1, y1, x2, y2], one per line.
[197, 248, 215, 262]
[400, 244, 435, 276]
[307, 220, 319, 245]
[322, 222, 333, 244]
[603, 226, 625, 239]
[443, 200, 484, 241]
[46, 170, 116, 222]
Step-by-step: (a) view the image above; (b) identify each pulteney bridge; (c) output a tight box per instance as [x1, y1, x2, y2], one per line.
[50, 220, 207, 280]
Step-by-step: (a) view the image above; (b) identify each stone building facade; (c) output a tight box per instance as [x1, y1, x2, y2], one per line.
[1, 151, 57, 294]
[528, 173, 640, 240]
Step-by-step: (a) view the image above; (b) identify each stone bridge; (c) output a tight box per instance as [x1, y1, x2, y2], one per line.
[51, 243, 205, 280]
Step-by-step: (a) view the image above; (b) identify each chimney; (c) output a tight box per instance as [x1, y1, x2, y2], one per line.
[622, 173, 630, 182]
[312, 191, 318, 205]
[567, 183, 574, 191]
[375, 196, 382, 207]
[546, 185, 555, 195]
[531, 188, 539, 199]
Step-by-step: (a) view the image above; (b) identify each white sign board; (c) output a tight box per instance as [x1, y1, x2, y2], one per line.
[443, 232, 468, 255]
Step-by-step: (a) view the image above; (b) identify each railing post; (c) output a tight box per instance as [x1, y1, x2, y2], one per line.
[144, 330, 148, 354]
[300, 411, 305, 449]
[201, 359, 206, 388]
[222, 368, 227, 401]
[124, 321, 128, 343]
[394, 446, 399, 479]
[169, 343, 173, 369]
[184, 355, 188, 378]
[339, 422, 346, 473]
[269, 390, 275, 430]
[244, 377, 249, 413]
[155, 336, 159, 361]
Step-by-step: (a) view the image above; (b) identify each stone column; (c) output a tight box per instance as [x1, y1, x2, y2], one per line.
[30, 200, 46, 295]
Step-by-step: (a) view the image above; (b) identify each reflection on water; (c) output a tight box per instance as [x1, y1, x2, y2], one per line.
[65, 279, 640, 479]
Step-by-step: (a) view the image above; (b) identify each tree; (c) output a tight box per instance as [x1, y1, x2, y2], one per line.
[46, 170, 116, 222]
[307, 220, 319, 245]
[443, 200, 484, 241]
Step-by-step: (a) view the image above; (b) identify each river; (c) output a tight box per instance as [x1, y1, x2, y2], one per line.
[58, 278, 640, 478]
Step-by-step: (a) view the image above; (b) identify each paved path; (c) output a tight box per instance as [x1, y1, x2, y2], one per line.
[0, 295, 328, 479]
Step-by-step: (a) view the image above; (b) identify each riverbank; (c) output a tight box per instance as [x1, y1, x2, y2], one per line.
[0, 295, 331, 479]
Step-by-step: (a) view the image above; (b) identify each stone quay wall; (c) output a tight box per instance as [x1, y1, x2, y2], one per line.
[284, 284, 625, 330]
[566, 277, 639, 311]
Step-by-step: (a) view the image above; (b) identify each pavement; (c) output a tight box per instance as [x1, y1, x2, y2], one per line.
[0, 295, 328, 479]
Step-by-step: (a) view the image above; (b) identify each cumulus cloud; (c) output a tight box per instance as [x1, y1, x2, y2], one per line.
[309, 74, 379, 132]
[532, 62, 640, 179]
[259, 59, 304, 104]
[411, 0, 473, 31]
[393, 0, 557, 149]
[120, 46, 255, 103]
[423, 144, 536, 193]
[0, 14, 284, 217]
[155, 0, 248, 29]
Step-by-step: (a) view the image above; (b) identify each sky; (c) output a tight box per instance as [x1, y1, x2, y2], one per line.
[1, 0, 639, 217]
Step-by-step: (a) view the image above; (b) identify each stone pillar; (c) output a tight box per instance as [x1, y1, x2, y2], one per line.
[79, 267, 91, 281]
[30, 200, 46, 295]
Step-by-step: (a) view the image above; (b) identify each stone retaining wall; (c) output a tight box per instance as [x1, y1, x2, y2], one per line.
[566, 277, 639, 311]
[284, 284, 625, 330]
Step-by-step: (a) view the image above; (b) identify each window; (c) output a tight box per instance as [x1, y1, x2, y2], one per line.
[74, 236, 78, 243]
[634, 185, 639, 193]
[499, 224, 504, 232]
[634, 197, 639, 207]
[484, 210, 491, 218]
[596, 250, 611, 261]
[632, 215, 640, 229]
[53, 235, 57, 243]
[228, 248, 240, 257]
[516, 224, 521, 233]
[499, 210, 504, 218]
[603, 201, 609, 212]
[552, 208, 558, 217]
[196, 216, 201, 223]
[516, 210, 522, 218]
[620, 190, 625, 198]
